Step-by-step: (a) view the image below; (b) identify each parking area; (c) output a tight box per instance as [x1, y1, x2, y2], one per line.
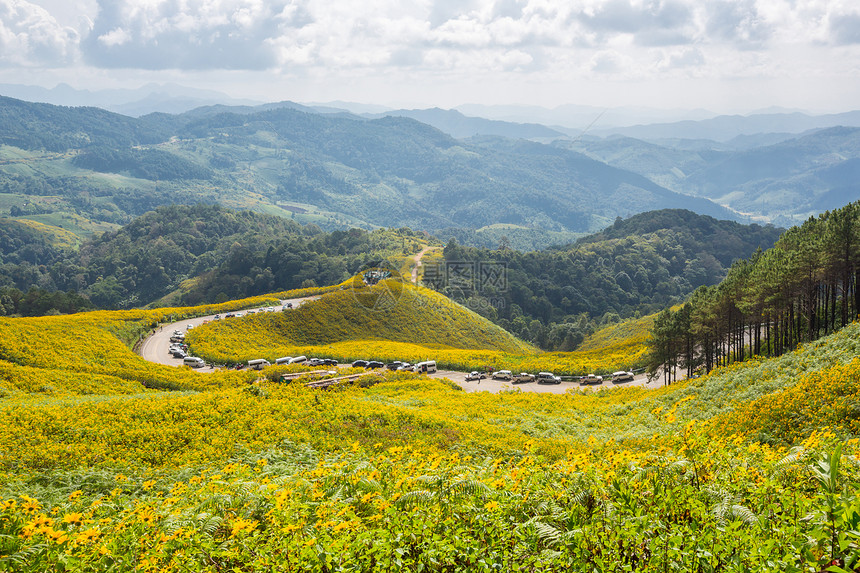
[431, 370, 660, 394]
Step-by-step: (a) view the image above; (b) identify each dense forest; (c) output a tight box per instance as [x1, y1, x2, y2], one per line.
[0, 204, 427, 310]
[430, 210, 782, 350]
[647, 201, 860, 382]
[0, 205, 783, 348]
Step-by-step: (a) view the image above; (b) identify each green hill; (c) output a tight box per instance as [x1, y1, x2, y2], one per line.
[187, 278, 536, 364]
[0, 204, 432, 311]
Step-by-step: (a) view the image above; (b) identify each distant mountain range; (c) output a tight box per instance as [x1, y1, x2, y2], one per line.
[2, 83, 860, 232]
[0, 82, 261, 116]
[561, 126, 860, 226]
[0, 95, 737, 248]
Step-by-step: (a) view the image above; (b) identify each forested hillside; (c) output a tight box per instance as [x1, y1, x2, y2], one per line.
[648, 201, 860, 382]
[0, 204, 428, 311]
[429, 210, 782, 350]
[0, 203, 781, 343]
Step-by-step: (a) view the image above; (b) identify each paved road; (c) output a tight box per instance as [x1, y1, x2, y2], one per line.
[138, 295, 319, 370]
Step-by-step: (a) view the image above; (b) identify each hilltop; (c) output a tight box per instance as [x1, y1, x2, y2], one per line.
[188, 279, 535, 364]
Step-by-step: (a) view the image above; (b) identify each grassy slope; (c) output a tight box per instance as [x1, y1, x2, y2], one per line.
[186, 278, 662, 373]
[0, 292, 311, 398]
[187, 279, 535, 361]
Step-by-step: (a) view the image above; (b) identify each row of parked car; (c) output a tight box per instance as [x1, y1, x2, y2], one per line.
[168, 330, 207, 368]
[214, 303, 294, 322]
[463, 369, 637, 385]
[244, 355, 337, 370]
[465, 370, 563, 384]
[355, 360, 438, 373]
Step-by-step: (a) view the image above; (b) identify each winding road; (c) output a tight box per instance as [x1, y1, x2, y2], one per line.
[137, 250, 659, 393]
[138, 295, 320, 371]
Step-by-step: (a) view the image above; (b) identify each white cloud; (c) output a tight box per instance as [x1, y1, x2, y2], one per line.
[97, 26, 130, 47]
[0, 0, 79, 66]
[0, 0, 858, 112]
[82, 0, 288, 69]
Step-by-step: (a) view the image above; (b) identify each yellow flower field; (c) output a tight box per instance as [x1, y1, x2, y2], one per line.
[1, 283, 860, 570]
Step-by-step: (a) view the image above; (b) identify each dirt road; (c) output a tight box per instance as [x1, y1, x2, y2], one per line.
[410, 245, 438, 284]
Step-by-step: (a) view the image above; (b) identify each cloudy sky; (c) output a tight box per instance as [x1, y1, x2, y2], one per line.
[2, 0, 860, 113]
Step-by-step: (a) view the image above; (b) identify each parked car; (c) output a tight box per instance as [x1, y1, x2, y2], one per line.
[171, 348, 187, 359]
[352, 359, 369, 368]
[492, 370, 512, 380]
[322, 358, 338, 366]
[183, 356, 205, 368]
[308, 358, 325, 367]
[611, 371, 634, 383]
[396, 363, 413, 371]
[366, 361, 384, 369]
[247, 358, 271, 370]
[513, 373, 535, 384]
[465, 371, 486, 381]
[386, 361, 404, 370]
[413, 360, 437, 373]
[580, 374, 604, 385]
[536, 372, 561, 384]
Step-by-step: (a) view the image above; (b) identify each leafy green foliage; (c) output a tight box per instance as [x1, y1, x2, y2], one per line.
[432, 210, 781, 349]
[0, 204, 429, 311]
[647, 201, 860, 381]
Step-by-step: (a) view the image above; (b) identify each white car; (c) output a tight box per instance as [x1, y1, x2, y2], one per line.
[465, 371, 486, 381]
[580, 374, 604, 385]
[611, 371, 635, 383]
[536, 372, 562, 384]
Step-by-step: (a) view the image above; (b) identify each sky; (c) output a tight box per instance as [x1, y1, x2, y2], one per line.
[1, 0, 860, 113]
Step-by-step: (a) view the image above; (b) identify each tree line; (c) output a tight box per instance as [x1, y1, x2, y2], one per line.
[647, 201, 860, 382]
[433, 210, 781, 351]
